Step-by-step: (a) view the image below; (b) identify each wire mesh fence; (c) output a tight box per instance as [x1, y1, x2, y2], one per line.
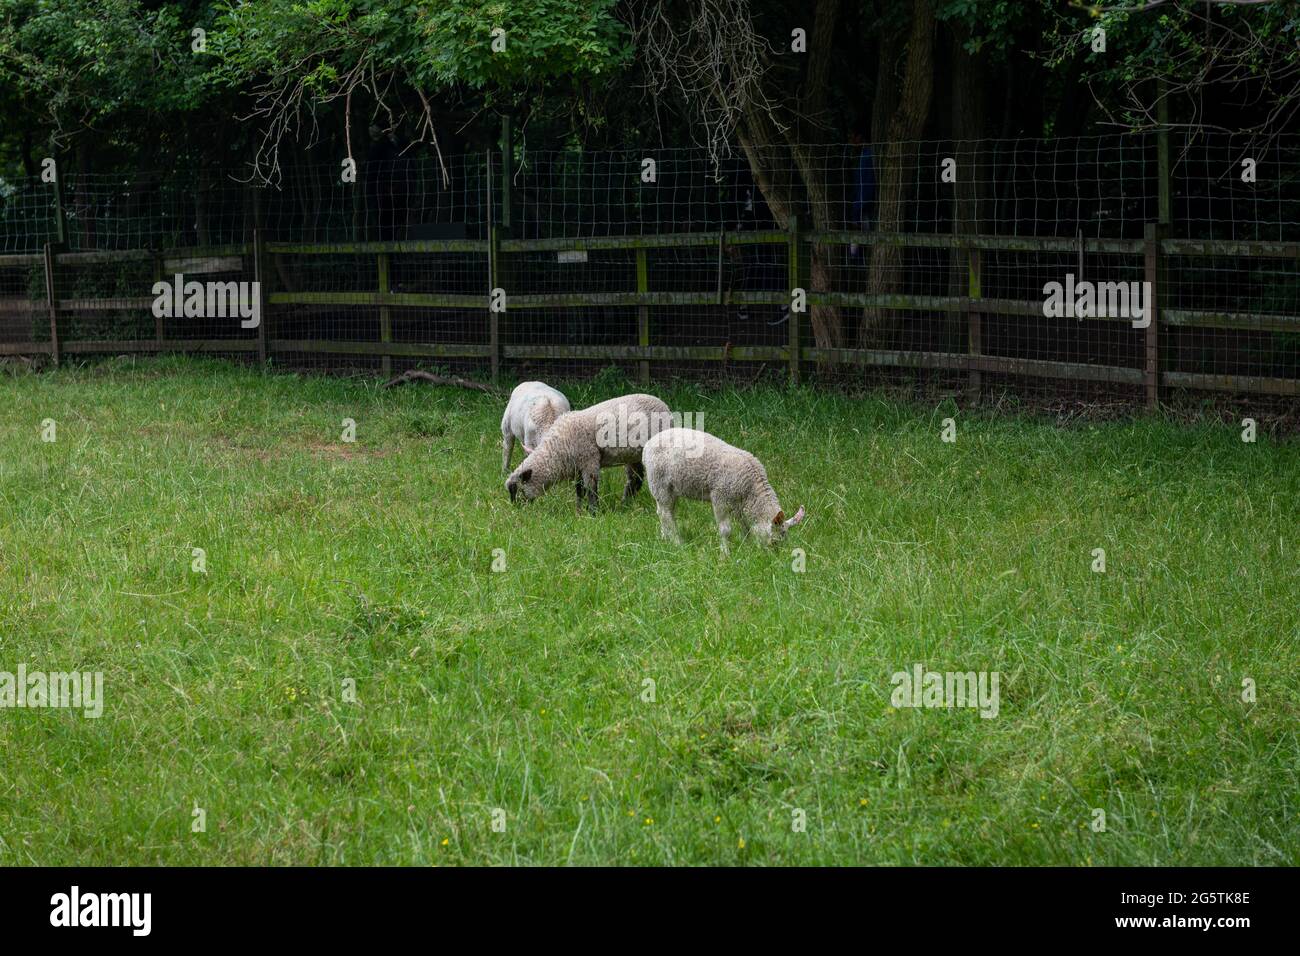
[0, 133, 1297, 409]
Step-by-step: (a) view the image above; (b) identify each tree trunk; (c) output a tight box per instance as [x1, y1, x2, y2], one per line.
[731, 0, 844, 354]
[195, 164, 212, 245]
[860, 0, 936, 347]
[948, 20, 987, 313]
[21, 130, 36, 178]
[736, 114, 794, 228]
[74, 139, 95, 249]
[872, 25, 902, 148]
[792, 144, 843, 349]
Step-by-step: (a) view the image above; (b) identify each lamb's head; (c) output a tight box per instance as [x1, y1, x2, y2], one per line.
[506, 463, 539, 503]
[755, 505, 806, 545]
[506, 446, 556, 503]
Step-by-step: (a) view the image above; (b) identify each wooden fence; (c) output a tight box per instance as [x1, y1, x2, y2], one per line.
[2, 224, 1299, 403]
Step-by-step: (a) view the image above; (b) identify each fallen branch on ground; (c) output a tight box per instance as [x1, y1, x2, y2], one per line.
[382, 369, 499, 393]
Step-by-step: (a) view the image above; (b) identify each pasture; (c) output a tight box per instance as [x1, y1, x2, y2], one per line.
[0, 358, 1296, 865]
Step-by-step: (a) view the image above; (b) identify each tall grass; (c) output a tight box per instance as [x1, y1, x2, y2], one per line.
[0, 357, 1295, 865]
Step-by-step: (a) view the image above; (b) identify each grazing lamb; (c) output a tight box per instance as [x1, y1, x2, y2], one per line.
[642, 427, 806, 554]
[506, 393, 671, 514]
[500, 381, 571, 473]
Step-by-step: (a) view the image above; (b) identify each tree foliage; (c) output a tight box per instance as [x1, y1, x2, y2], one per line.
[0, 0, 1294, 182]
[1045, 0, 1300, 138]
[210, 0, 630, 179]
[0, 0, 212, 147]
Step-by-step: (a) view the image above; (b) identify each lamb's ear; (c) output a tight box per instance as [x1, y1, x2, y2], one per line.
[523, 444, 534, 454]
[773, 510, 785, 527]
[782, 505, 806, 529]
[519, 468, 533, 483]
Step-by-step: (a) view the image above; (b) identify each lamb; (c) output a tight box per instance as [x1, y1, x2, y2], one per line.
[506, 393, 672, 514]
[642, 427, 806, 554]
[500, 381, 571, 473]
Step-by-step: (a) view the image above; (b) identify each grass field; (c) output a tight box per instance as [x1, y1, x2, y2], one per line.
[1, 357, 1297, 865]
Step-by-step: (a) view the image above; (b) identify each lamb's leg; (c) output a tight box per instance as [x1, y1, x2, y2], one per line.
[501, 433, 515, 474]
[712, 495, 732, 555]
[655, 492, 681, 544]
[575, 478, 586, 514]
[582, 468, 600, 516]
[622, 462, 645, 502]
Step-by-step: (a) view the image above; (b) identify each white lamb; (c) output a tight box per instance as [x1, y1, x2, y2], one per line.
[642, 427, 806, 554]
[506, 393, 672, 514]
[500, 381, 571, 473]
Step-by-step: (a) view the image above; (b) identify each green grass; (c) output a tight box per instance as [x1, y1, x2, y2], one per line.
[1, 356, 1297, 865]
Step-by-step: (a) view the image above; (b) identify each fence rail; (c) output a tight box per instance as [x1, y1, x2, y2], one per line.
[1, 225, 1298, 401]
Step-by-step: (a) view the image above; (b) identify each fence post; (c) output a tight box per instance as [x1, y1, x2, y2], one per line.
[636, 247, 650, 385]
[1143, 223, 1162, 410]
[787, 215, 800, 386]
[967, 245, 982, 399]
[52, 168, 67, 248]
[488, 223, 502, 385]
[377, 251, 392, 379]
[1157, 81, 1172, 226]
[253, 229, 268, 366]
[42, 243, 60, 367]
[500, 114, 512, 229]
[152, 251, 165, 346]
